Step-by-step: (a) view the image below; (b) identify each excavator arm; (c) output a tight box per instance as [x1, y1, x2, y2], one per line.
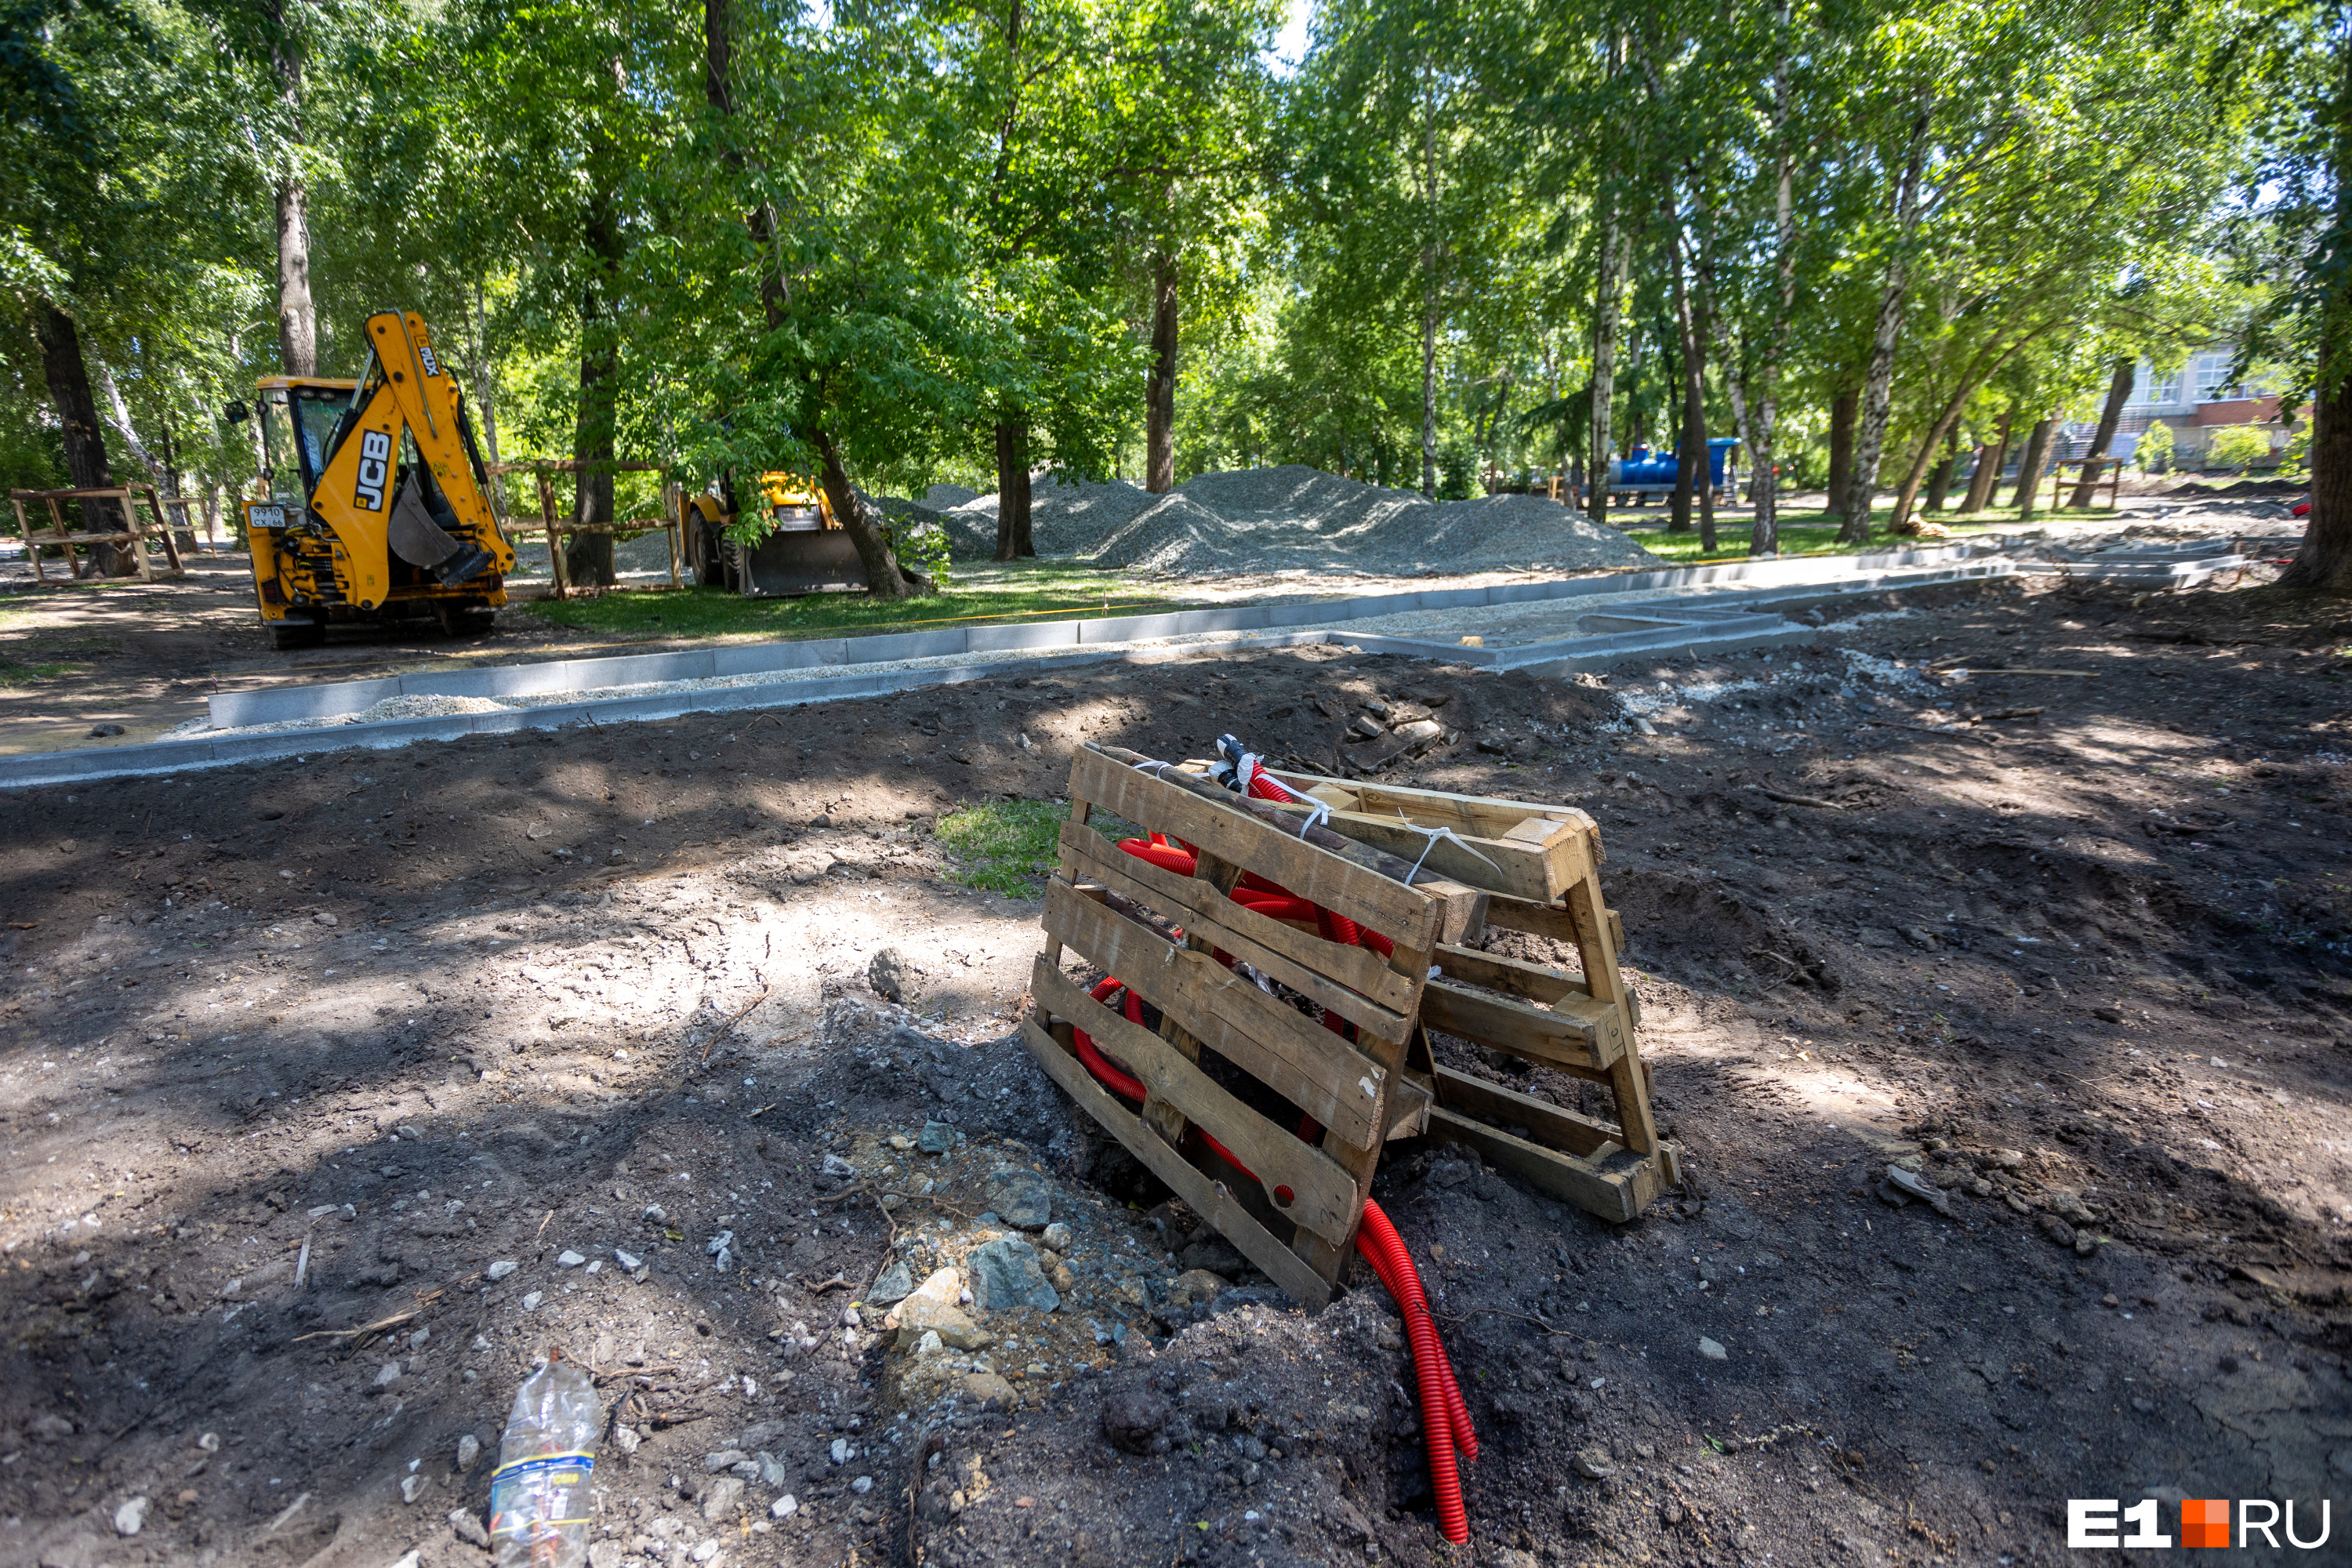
[294, 311, 514, 612]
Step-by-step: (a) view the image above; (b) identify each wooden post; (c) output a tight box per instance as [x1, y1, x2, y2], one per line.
[143, 488, 185, 574]
[11, 497, 43, 585]
[1565, 865, 1658, 1156]
[2108, 457, 2122, 509]
[535, 468, 569, 599]
[45, 496, 81, 579]
[666, 481, 684, 591]
[117, 490, 153, 581]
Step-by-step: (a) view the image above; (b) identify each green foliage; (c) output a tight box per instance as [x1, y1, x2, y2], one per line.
[2136, 420, 2176, 474]
[1439, 438, 1474, 500]
[2278, 422, 2311, 473]
[2205, 424, 2274, 471]
[0, 0, 2290, 593]
[933, 798, 1069, 895]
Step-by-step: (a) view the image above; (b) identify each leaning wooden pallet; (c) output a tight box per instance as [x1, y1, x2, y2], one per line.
[1024, 742, 1483, 1308]
[1022, 741, 1679, 1316]
[1250, 764, 1679, 1222]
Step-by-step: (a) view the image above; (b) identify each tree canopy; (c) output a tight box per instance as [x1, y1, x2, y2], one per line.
[1, 0, 2332, 584]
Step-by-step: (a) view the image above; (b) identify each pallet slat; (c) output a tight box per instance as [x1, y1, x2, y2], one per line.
[1426, 1109, 1663, 1224]
[1057, 820, 1418, 1034]
[1020, 1019, 1334, 1311]
[1428, 1063, 1619, 1159]
[1033, 960, 1361, 1246]
[1419, 978, 1625, 1072]
[1041, 882, 1387, 1149]
[1072, 746, 1463, 951]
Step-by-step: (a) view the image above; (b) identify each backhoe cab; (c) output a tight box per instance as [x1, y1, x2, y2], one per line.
[239, 310, 515, 649]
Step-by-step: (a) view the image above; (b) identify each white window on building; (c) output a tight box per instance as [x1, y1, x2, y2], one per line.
[2191, 352, 2237, 402]
[2130, 360, 2183, 407]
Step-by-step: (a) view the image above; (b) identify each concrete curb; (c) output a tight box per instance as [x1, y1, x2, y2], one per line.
[204, 538, 2012, 729]
[4, 543, 2020, 791]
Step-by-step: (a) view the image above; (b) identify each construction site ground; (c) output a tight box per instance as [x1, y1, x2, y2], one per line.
[2, 547, 2349, 1568]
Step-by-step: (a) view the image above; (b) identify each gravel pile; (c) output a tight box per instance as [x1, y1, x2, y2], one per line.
[939, 464, 1661, 575]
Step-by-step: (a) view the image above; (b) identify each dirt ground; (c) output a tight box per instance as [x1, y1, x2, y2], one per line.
[2, 561, 2349, 1568]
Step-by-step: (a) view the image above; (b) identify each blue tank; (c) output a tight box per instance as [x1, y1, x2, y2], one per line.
[1607, 437, 1739, 494]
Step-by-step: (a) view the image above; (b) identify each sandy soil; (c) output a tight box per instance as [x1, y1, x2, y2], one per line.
[0, 555, 2347, 1568]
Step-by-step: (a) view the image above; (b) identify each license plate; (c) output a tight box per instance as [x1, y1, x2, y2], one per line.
[249, 505, 289, 529]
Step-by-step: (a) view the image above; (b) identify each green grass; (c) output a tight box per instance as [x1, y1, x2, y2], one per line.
[934, 797, 1072, 895]
[522, 559, 1184, 642]
[1617, 503, 2122, 564]
[0, 659, 82, 686]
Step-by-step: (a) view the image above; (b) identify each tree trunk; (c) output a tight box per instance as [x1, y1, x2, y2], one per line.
[1418, 80, 1441, 500]
[2281, 368, 2352, 590]
[1838, 91, 1934, 544]
[1145, 248, 1178, 494]
[2011, 416, 2054, 520]
[1825, 387, 1856, 515]
[1924, 429, 1958, 514]
[1418, 280, 1439, 499]
[564, 186, 623, 589]
[994, 419, 1034, 561]
[810, 426, 920, 598]
[1664, 219, 1704, 539]
[472, 278, 506, 517]
[263, 2, 315, 379]
[2281, 30, 2352, 591]
[1962, 405, 2014, 513]
[1588, 198, 1623, 528]
[1748, 0, 1794, 557]
[275, 178, 316, 378]
[2067, 356, 2136, 507]
[34, 301, 132, 575]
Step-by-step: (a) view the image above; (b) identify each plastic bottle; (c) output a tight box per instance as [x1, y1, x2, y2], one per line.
[488, 1352, 601, 1567]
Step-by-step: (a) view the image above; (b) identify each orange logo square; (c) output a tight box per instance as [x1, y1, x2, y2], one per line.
[2182, 1499, 2230, 1548]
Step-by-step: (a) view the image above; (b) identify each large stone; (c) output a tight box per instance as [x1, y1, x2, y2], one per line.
[984, 1168, 1053, 1231]
[962, 1372, 1018, 1410]
[869, 948, 909, 1002]
[887, 1268, 993, 1351]
[867, 1261, 915, 1307]
[702, 1476, 745, 1521]
[916, 1121, 956, 1155]
[1163, 1269, 1230, 1312]
[967, 1238, 1060, 1313]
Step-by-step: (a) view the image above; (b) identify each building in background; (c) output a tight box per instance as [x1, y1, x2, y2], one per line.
[2078, 350, 2285, 468]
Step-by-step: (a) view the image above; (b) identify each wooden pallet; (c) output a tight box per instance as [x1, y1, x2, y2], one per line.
[1023, 746, 1679, 1312]
[1254, 769, 1677, 1222]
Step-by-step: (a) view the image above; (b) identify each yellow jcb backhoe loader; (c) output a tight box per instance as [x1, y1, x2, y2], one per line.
[235, 310, 515, 649]
[682, 470, 866, 597]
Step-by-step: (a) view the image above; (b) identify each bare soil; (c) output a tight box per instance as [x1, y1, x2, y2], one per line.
[1, 568, 2348, 1568]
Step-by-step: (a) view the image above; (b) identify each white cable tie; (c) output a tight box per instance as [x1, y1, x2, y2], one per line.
[1395, 822, 1500, 885]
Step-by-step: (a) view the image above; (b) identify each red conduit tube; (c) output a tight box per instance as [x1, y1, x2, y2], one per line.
[1356, 1199, 1472, 1543]
[1356, 1200, 1477, 1463]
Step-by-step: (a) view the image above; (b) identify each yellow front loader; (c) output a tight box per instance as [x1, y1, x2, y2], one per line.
[681, 470, 867, 597]
[237, 310, 515, 649]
